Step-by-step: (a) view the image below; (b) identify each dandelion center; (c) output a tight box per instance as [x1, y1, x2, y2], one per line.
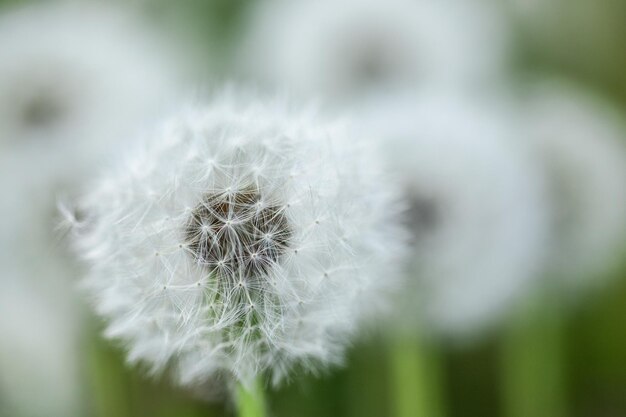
[21, 91, 66, 128]
[405, 191, 440, 245]
[185, 188, 291, 279]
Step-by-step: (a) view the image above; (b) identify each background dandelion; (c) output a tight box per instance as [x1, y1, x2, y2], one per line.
[518, 79, 626, 290]
[360, 92, 549, 339]
[0, 2, 185, 416]
[238, 0, 511, 102]
[0, 2, 183, 184]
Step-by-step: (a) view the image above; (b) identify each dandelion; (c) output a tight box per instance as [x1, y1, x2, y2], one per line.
[71, 92, 405, 394]
[498, 80, 626, 417]
[238, 0, 510, 102]
[353, 92, 549, 417]
[360, 93, 549, 338]
[0, 2, 181, 184]
[521, 80, 626, 289]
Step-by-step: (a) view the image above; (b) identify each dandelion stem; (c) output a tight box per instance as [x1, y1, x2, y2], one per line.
[389, 334, 444, 417]
[236, 378, 266, 417]
[501, 298, 566, 417]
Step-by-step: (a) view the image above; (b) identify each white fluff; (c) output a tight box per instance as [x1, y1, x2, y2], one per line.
[360, 93, 550, 338]
[239, 0, 511, 101]
[72, 93, 405, 387]
[521, 80, 626, 288]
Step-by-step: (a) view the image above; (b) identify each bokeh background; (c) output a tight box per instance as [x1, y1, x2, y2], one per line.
[0, 1, 625, 417]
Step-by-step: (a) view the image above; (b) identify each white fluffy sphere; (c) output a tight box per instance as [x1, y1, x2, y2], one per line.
[239, 0, 511, 102]
[73, 93, 406, 387]
[521, 80, 626, 289]
[360, 93, 549, 338]
[0, 2, 181, 184]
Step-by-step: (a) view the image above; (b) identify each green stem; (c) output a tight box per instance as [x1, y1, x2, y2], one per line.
[501, 300, 567, 417]
[236, 377, 266, 417]
[388, 335, 444, 417]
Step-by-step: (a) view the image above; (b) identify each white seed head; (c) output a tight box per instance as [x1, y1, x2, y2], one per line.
[360, 93, 550, 338]
[73, 93, 405, 387]
[521, 80, 626, 289]
[0, 2, 181, 185]
[239, 0, 511, 102]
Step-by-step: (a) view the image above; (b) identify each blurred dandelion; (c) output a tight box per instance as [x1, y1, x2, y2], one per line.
[70, 92, 406, 393]
[521, 80, 626, 291]
[239, 0, 511, 102]
[360, 92, 550, 338]
[0, 3, 184, 415]
[0, 2, 181, 184]
[497, 80, 626, 417]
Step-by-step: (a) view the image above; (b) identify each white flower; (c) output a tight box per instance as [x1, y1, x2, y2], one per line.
[521, 80, 626, 289]
[360, 93, 550, 338]
[72, 92, 405, 387]
[238, 0, 511, 102]
[0, 2, 181, 185]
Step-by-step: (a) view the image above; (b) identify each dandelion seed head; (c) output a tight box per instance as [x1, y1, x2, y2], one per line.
[522, 80, 626, 289]
[239, 0, 511, 102]
[0, 2, 181, 186]
[73, 92, 406, 387]
[184, 188, 292, 279]
[361, 93, 550, 339]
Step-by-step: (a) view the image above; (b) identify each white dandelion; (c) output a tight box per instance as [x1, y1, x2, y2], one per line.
[359, 92, 550, 338]
[71, 92, 405, 388]
[520, 80, 626, 289]
[0, 2, 181, 185]
[238, 0, 511, 102]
